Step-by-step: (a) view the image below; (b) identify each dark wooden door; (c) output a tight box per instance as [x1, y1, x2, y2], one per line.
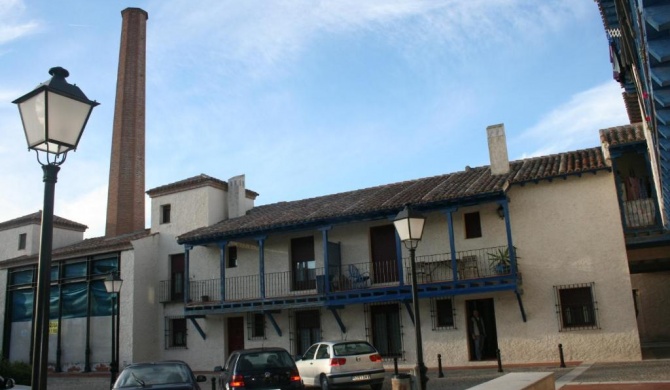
[227, 317, 244, 355]
[295, 310, 320, 355]
[370, 225, 398, 284]
[170, 254, 184, 301]
[292, 237, 316, 291]
[371, 304, 401, 358]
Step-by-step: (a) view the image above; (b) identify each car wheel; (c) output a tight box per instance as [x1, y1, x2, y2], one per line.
[320, 374, 329, 390]
[370, 384, 382, 390]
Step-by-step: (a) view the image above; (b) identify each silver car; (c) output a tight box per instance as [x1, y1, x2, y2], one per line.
[295, 340, 385, 390]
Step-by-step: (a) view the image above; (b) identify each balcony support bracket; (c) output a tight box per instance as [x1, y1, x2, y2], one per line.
[266, 312, 282, 337]
[328, 308, 347, 334]
[189, 317, 207, 340]
[515, 289, 527, 322]
[404, 300, 415, 325]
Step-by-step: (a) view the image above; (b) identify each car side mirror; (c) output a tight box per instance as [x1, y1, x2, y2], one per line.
[214, 366, 223, 372]
[196, 375, 207, 382]
[4, 378, 14, 389]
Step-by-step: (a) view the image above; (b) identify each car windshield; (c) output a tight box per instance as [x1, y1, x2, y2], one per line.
[332, 342, 376, 357]
[238, 351, 295, 370]
[116, 363, 191, 387]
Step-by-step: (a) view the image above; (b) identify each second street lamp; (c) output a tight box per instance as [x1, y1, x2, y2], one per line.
[104, 271, 123, 389]
[393, 204, 428, 390]
[13, 67, 98, 390]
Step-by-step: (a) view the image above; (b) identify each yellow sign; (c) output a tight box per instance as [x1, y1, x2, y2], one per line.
[49, 320, 58, 335]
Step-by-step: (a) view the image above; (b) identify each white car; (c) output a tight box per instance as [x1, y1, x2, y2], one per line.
[295, 340, 385, 390]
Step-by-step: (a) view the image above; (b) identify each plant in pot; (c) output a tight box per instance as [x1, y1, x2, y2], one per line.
[487, 247, 514, 274]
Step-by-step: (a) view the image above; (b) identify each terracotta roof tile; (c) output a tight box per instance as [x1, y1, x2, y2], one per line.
[178, 147, 609, 244]
[146, 173, 259, 199]
[0, 211, 87, 232]
[600, 123, 645, 146]
[1, 229, 152, 267]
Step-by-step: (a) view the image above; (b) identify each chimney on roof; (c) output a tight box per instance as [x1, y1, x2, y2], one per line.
[227, 175, 247, 219]
[487, 123, 510, 175]
[105, 8, 149, 237]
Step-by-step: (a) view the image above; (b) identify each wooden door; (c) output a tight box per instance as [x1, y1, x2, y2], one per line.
[227, 317, 244, 355]
[370, 225, 398, 284]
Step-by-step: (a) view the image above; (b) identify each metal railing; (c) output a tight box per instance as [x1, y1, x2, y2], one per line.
[176, 245, 515, 305]
[623, 198, 657, 229]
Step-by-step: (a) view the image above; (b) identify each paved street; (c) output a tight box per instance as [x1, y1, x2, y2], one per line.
[39, 359, 670, 390]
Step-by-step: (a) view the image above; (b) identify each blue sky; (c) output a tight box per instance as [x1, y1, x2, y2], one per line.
[1, 0, 628, 238]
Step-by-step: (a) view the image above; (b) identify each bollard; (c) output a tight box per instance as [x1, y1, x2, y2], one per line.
[437, 354, 444, 378]
[496, 349, 503, 373]
[559, 343, 566, 368]
[394, 357, 399, 375]
[211, 376, 216, 390]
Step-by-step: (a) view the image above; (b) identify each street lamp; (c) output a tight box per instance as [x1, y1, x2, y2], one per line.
[13, 67, 98, 390]
[104, 272, 123, 389]
[393, 204, 428, 390]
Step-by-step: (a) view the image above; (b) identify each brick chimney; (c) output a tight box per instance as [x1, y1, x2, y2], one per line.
[105, 8, 149, 237]
[487, 123, 510, 175]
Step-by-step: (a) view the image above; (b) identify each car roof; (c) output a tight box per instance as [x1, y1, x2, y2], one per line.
[124, 360, 191, 368]
[234, 347, 290, 354]
[312, 340, 370, 346]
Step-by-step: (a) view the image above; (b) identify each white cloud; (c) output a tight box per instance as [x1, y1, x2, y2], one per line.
[515, 81, 629, 158]
[0, 0, 39, 45]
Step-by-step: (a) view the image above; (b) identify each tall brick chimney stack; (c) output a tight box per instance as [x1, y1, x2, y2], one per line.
[105, 8, 148, 237]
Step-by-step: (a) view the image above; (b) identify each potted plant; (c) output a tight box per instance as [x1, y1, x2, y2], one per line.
[487, 247, 515, 274]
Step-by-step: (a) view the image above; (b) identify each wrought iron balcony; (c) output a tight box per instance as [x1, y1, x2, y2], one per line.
[178, 245, 514, 307]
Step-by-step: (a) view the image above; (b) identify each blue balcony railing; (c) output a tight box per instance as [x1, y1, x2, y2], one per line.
[179, 245, 514, 304]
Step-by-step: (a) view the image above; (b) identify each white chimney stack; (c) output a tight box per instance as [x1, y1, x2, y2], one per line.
[227, 175, 246, 219]
[487, 123, 510, 175]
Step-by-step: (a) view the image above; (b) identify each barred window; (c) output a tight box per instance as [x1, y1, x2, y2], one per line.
[554, 283, 599, 331]
[431, 297, 456, 330]
[248, 312, 266, 340]
[165, 317, 187, 349]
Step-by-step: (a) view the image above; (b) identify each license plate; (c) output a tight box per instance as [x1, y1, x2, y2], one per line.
[352, 375, 370, 381]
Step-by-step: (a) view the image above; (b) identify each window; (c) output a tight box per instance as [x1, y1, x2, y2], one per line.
[161, 204, 171, 224]
[554, 283, 599, 331]
[18, 233, 27, 250]
[227, 246, 238, 268]
[464, 212, 482, 238]
[247, 312, 265, 340]
[165, 317, 187, 349]
[431, 297, 456, 330]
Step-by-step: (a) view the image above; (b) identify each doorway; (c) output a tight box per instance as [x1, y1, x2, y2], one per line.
[295, 309, 321, 355]
[465, 298, 498, 361]
[370, 225, 399, 284]
[227, 317, 244, 356]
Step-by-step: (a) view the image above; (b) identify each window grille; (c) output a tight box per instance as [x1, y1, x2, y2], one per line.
[553, 282, 599, 331]
[365, 302, 404, 362]
[247, 312, 266, 340]
[165, 316, 187, 349]
[430, 297, 456, 330]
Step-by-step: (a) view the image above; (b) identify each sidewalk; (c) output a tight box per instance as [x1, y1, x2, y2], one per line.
[42, 359, 670, 390]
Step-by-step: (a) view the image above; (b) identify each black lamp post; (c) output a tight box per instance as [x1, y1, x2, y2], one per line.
[393, 204, 428, 390]
[104, 272, 123, 389]
[13, 67, 98, 390]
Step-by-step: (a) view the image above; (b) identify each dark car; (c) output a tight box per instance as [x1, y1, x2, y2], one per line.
[113, 360, 207, 389]
[215, 347, 304, 390]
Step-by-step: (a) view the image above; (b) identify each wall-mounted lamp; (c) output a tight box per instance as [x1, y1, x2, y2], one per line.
[496, 205, 505, 220]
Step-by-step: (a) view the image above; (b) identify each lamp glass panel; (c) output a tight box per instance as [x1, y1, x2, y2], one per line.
[17, 92, 46, 148]
[408, 218, 425, 240]
[46, 91, 91, 148]
[104, 279, 123, 293]
[393, 219, 411, 242]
